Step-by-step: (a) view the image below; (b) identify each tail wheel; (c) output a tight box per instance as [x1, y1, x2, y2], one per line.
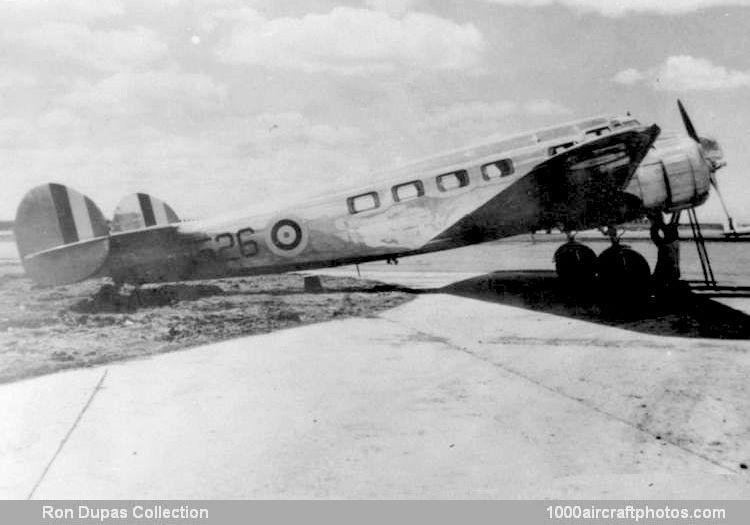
[596, 245, 651, 310]
[554, 241, 597, 283]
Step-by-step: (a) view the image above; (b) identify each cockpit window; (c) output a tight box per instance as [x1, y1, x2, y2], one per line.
[548, 141, 577, 156]
[585, 126, 610, 138]
[612, 118, 639, 128]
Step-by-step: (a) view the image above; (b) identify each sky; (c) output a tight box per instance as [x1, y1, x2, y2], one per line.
[2, 0, 750, 224]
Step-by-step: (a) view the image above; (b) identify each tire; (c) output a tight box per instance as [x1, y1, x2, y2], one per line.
[554, 241, 597, 283]
[596, 245, 651, 312]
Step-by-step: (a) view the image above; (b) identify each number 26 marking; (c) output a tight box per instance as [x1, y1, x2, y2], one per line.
[236, 228, 258, 257]
[211, 228, 259, 259]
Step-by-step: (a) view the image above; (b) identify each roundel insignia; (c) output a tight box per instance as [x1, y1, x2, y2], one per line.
[266, 217, 309, 257]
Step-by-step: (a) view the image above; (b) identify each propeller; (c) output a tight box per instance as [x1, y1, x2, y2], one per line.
[677, 99, 734, 231]
[677, 99, 725, 173]
[678, 99, 699, 142]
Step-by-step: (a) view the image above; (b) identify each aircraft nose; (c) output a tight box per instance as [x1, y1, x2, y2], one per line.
[700, 137, 726, 171]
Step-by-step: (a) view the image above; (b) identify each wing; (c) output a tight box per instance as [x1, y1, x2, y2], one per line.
[429, 124, 660, 245]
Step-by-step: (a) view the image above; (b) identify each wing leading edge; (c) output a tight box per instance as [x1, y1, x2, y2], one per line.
[428, 124, 661, 246]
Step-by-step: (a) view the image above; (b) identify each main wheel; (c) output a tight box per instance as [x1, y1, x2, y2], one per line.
[554, 241, 597, 284]
[596, 245, 651, 312]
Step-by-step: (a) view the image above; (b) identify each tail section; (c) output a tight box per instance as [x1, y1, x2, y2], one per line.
[111, 193, 179, 233]
[14, 183, 109, 286]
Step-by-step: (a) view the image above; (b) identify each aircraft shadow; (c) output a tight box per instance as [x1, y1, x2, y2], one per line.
[441, 270, 750, 340]
[229, 284, 426, 296]
[684, 284, 750, 299]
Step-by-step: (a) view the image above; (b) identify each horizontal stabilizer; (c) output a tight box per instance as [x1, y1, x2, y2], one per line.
[23, 237, 110, 286]
[111, 193, 179, 233]
[14, 183, 110, 285]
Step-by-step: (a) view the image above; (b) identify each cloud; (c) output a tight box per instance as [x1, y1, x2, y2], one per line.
[613, 56, 750, 90]
[0, 69, 37, 90]
[0, 122, 371, 219]
[0, 100, 369, 217]
[482, 0, 750, 16]
[61, 70, 228, 119]
[5, 23, 168, 72]
[364, 0, 420, 16]
[215, 7, 484, 74]
[417, 99, 572, 133]
[523, 99, 573, 116]
[234, 112, 366, 154]
[0, 69, 228, 150]
[0, 0, 124, 22]
[612, 68, 645, 85]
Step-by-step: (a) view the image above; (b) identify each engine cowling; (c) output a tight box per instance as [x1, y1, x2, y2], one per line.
[624, 132, 711, 213]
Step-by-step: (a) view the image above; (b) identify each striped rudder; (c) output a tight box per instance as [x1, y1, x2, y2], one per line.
[14, 183, 109, 285]
[111, 193, 179, 233]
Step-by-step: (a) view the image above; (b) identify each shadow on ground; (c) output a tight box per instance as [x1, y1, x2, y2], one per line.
[442, 270, 750, 340]
[67, 271, 750, 339]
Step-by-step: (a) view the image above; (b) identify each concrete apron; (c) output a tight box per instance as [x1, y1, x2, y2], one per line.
[2, 294, 749, 499]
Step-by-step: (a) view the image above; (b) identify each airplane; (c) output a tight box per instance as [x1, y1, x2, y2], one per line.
[13, 101, 726, 306]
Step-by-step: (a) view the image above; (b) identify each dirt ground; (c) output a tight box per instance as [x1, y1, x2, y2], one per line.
[3, 234, 750, 386]
[0, 264, 414, 384]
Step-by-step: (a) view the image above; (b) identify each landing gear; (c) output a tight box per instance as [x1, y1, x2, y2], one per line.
[650, 212, 694, 297]
[596, 247, 651, 311]
[596, 227, 651, 311]
[554, 228, 652, 311]
[650, 213, 682, 291]
[554, 238, 597, 284]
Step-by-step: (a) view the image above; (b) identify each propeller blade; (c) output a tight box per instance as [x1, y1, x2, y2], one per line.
[677, 99, 699, 141]
[711, 177, 736, 233]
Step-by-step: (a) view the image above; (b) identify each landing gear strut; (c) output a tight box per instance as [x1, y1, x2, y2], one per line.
[554, 227, 652, 311]
[650, 212, 682, 292]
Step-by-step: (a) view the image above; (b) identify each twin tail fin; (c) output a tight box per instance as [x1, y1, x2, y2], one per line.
[14, 184, 179, 286]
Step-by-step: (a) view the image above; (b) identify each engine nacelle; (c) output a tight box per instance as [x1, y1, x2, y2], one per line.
[624, 133, 711, 213]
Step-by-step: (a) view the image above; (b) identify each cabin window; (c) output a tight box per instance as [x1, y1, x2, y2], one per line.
[347, 191, 380, 214]
[436, 170, 469, 192]
[482, 159, 514, 179]
[548, 142, 577, 156]
[392, 180, 424, 202]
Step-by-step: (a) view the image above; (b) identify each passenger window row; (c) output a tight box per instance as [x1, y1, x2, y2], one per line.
[347, 158, 515, 214]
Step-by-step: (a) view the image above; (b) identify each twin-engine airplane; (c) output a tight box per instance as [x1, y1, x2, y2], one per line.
[15, 101, 725, 302]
